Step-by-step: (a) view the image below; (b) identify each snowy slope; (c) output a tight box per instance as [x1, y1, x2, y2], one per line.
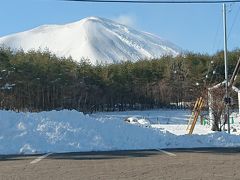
[0, 17, 181, 64]
[0, 109, 240, 154]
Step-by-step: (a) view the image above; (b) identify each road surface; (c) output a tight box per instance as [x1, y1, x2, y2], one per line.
[0, 148, 240, 180]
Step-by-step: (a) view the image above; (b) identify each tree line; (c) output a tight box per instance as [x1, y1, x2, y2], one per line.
[1, 47, 240, 113]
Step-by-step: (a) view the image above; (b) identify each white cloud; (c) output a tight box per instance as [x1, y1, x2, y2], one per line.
[112, 15, 137, 28]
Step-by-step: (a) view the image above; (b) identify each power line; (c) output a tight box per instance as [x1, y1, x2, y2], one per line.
[62, 0, 240, 4]
[211, 13, 222, 52]
[205, 8, 223, 88]
[228, 4, 240, 39]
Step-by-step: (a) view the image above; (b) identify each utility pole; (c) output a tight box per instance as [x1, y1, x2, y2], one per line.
[223, 3, 230, 134]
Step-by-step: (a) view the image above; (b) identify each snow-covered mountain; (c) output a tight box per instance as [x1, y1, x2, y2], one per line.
[0, 17, 182, 64]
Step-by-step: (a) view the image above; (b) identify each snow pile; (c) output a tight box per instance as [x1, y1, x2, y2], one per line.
[0, 109, 239, 154]
[0, 17, 181, 64]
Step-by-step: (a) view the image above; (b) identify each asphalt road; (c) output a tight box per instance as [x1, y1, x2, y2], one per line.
[0, 148, 240, 180]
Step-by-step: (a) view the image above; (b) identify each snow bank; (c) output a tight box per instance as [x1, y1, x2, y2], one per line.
[0, 110, 239, 154]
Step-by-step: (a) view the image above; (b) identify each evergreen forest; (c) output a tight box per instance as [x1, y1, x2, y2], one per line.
[1, 47, 240, 112]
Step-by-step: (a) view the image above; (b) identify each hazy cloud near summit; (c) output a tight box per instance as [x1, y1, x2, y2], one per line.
[112, 15, 137, 28]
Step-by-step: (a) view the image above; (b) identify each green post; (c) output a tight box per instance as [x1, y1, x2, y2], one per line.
[203, 118, 206, 125]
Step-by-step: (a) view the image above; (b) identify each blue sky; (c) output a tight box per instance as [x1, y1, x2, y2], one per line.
[1, 0, 240, 54]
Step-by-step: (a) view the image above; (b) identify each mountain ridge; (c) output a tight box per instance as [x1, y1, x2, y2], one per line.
[0, 16, 182, 64]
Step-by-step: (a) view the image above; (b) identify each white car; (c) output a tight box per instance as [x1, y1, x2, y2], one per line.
[124, 117, 151, 127]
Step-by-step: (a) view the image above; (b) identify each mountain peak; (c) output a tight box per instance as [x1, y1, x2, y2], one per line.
[0, 17, 182, 64]
[74, 16, 103, 24]
[83, 16, 103, 21]
[70, 16, 108, 26]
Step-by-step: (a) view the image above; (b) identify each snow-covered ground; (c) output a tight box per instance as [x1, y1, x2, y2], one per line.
[0, 109, 240, 155]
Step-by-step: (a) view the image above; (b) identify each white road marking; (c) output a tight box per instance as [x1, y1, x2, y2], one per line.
[30, 153, 53, 164]
[156, 149, 176, 157]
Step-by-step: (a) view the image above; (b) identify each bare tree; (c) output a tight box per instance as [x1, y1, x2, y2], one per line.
[208, 87, 225, 131]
